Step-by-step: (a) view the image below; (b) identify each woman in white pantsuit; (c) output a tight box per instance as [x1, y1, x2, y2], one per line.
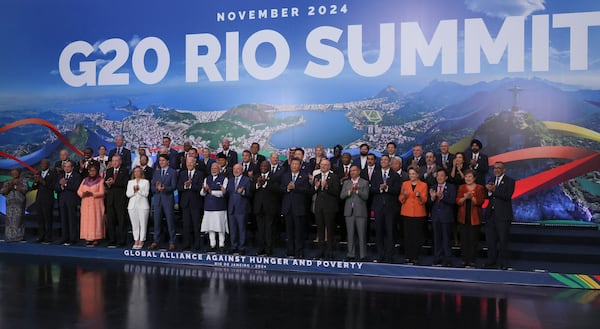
[126, 167, 150, 249]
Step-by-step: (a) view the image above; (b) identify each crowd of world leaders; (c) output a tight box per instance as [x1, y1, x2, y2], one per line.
[2, 135, 515, 270]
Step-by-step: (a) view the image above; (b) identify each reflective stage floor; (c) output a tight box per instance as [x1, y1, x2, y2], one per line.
[1, 254, 599, 329]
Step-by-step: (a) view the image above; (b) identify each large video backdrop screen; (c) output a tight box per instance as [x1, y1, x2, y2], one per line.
[0, 0, 599, 222]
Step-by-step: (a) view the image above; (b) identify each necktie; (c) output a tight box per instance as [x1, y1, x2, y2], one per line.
[113, 169, 118, 180]
[162, 169, 166, 177]
[244, 163, 248, 172]
[235, 176, 240, 188]
[437, 185, 443, 203]
[292, 174, 297, 182]
[443, 154, 447, 163]
[118, 147, 122, 155]
[383, 170, 387, 181]
[271, 166, 276, 174]
[495, 177, 500, 187]
[66, 173, 70, 180]
[368, 167, 373, 180]
[188, 171, 192, 180]
[344, 166, 349, 176]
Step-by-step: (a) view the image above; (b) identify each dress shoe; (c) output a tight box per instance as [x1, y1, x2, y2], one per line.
[256, 249, 266, 256]
[148, 242, 159, 250]
[168, 244, 176, 251]
[208, 246, 217, 253]
[483, 262, 498, 269]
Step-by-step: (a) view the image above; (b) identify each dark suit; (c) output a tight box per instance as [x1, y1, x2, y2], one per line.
[141, 165, 153, 181]
[252, 172, 280, 255]
[313, 171, 341, 257]
[151, 166, 178, 245]
[217, 149, 238, 169]
[53, 159, 70, 175]
[177, 169, 205, 250]
[105, 167, 130, 245]
[32, 169, 56, 241]
[240, 161, 258, 178]
[109, 147, 132, 172]
[370, 169, 401, 262]
[226, 175, 252, 252]
[280, 171, 311, 257]
[403, 155, 426, 171]
[167, 148, 179, 169]
[485, 175, 515, 268]
[428, 183, 457, 264]
[465, 151, 489, 186]
[55, 171, 81, 244]
[251, 153, 266, 166]
[201, 157, 216, 172]
[352, 155, 370, 170]
[436, 153, 455, 172]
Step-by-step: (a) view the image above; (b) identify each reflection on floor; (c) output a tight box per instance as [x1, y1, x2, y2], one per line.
[1, 254, 599, 329]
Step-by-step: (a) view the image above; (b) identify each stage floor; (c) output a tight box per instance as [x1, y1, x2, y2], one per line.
[1, 252, 599, 329]
[1, 240, 600, 290]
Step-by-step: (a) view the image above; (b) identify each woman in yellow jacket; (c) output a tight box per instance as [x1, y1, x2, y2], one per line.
[398, 167, 428, 264]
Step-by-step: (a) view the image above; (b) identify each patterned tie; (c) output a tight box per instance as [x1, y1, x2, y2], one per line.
[437, 185, 443, 203]
[235, 176, 240, 188]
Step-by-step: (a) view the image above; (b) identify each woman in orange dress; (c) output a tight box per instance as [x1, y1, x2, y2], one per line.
[77, 162, 105, 245]
[398, 167, 428, 264]
[456, 169, 485, 267]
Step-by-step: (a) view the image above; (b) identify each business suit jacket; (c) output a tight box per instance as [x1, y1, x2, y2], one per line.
[485, 175, 515, 221]
[313, 171, 341, 213]
[141, 165, 154, 181]
[226, 175, 252, 215]
[252, 172, 281, 216]
[177, 169, 205, 210]
[201, 157, 216, 172]
[240, 161, 259, 177]
[370, 169, 401, 214]
[398, 180, 428, 218]
[280, 171, 311, 216]
[109, 147, 132, 171]
[54, 171, 82, 206]
[53, 159, 71, 174]
[403, 156, 426, 171]
[436, 153, 455, 171]
[217, 149, 238, 169]
[395, 169, 409, 184]
[33, 169, 56, 207]
[464, 151, 489, 186]
[340, 178, 370, 218]
[360, 164, 380, 182]
[456, 184, 485, 225]
[126, 179, 150, 210]
[252, 153, 266, 166]
[151, 167, 177, 204]
[428, 183, 457, 223]
[104, 167, 129, 204]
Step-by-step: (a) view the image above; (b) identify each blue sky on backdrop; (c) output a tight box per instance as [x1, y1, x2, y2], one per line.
[0, 0, 598, 109]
